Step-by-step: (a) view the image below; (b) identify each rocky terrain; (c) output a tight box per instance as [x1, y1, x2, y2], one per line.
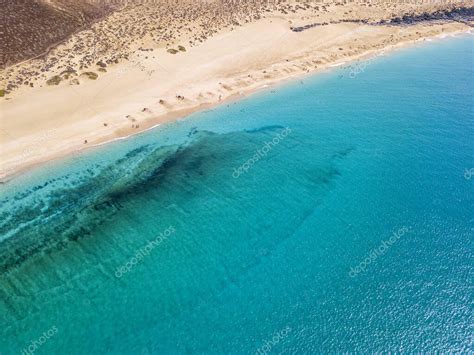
[291, 6, 474, 31]
[0, 0, 117, 68]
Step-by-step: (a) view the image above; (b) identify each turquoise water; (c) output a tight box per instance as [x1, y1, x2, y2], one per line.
[1, 35, 473, 353]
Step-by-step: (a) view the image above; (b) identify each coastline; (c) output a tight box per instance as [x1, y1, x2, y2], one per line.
[2, 24, 473, 353]
[0, 19, 472, 183]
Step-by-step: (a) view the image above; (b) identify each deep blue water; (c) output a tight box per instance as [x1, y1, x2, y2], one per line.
[1, 35, 473, 354]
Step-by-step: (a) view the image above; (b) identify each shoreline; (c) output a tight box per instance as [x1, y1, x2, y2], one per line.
[1, 21, 472, 183]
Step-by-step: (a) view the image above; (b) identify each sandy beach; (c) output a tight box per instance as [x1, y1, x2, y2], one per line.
[0, 0, 472, 181]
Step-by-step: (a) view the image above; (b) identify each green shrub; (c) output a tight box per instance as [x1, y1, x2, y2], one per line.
[46, 75, 62, 86]
[60, 69, 76, 76]
[81, 72, 98, 80]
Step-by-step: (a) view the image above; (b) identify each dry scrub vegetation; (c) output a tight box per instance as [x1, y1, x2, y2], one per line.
[0, 0, 471, 96]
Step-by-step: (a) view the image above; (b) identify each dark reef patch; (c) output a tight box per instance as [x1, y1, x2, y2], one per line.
[0, 126, 353, 274]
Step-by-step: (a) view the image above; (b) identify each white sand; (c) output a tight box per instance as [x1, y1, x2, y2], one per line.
[0, 15, 471, 181]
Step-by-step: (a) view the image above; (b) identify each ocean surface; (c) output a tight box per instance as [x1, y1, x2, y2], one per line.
[1, 34, 473, 354]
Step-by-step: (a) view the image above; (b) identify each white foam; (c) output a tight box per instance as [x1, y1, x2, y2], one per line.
[91, 123, 162, 148]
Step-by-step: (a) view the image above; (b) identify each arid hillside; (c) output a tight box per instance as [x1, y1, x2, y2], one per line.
[1, 0, 472, 97]
[0, 0, 117, 67]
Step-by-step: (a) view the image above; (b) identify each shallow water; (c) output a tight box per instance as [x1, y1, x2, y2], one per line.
[1, 34, 473, 353]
